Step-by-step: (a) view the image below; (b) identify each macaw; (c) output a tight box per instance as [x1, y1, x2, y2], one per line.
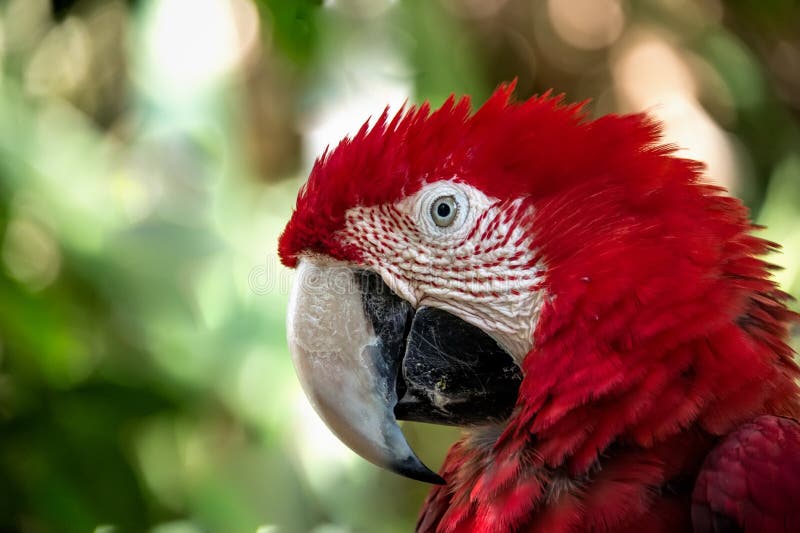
[278, 82, 800, 532]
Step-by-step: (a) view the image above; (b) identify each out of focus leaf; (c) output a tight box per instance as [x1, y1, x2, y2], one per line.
[254, 0, 323, 64]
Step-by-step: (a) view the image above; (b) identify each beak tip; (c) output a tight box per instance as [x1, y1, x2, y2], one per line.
[391, 456, 447, 485]
[431, 474, 447, 486]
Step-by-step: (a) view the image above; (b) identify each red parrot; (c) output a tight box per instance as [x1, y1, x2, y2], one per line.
[278, 82, 800, 532]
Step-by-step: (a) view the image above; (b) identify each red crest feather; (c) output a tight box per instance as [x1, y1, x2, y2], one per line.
[279, 81, 663, 266]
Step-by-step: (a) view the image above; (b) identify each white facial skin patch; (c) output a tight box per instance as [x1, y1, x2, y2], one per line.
[340, 180, 546, 364]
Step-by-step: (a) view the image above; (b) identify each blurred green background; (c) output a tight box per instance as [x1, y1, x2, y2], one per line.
[0, 0, 798, 531]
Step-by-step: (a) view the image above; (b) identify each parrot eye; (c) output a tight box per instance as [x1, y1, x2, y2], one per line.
[430, 195, 459, 227]
[412, 182, 471, 236]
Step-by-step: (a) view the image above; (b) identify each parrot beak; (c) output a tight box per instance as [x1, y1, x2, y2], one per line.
[287, 258, 521, 484]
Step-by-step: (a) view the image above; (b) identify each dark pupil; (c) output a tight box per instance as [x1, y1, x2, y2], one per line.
[436, 202, 451, 218]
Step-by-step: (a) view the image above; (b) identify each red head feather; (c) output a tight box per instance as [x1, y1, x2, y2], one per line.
[279, 81, 663, 267]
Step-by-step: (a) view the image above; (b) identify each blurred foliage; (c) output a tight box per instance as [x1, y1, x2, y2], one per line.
[0, 0, 798, 532]
[253, 0, 322, 64]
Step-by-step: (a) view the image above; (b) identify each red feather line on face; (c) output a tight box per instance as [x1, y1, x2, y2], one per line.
[281, 83, 800, 532]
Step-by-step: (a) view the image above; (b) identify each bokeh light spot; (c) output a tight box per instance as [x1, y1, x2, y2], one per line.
[548, 0, 626, 50]
[143, 0, 259, 91]
[2, 215, 61, 291]
[25, 16, 91, 98]
[613, 32, 739, 191]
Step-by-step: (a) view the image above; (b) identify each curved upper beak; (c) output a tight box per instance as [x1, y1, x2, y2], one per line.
[287, 258, 521, 484]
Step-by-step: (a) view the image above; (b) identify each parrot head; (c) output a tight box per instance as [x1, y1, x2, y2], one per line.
[278, 82, 790, 487]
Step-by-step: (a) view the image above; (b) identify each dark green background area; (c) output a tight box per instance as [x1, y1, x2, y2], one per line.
[0, 0, 798, 531]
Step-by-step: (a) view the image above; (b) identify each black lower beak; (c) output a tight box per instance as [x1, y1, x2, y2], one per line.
[393, 306, 523, 426]
[358, 271, 522, 428]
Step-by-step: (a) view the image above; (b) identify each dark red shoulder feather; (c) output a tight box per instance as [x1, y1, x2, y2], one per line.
[692, 415, 800, 533]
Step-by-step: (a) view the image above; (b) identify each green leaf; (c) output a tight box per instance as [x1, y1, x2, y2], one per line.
[254, 0, 324, 64]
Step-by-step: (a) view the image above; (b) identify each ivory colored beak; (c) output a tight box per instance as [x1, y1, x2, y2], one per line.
[286, 259, 444, 484]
